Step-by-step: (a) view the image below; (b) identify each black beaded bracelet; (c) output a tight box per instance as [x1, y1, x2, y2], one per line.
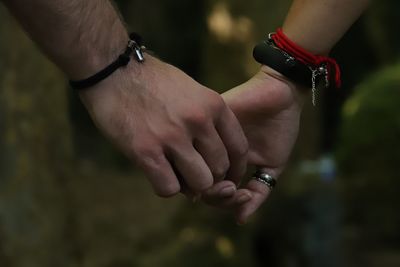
[69, 32, 146, 90]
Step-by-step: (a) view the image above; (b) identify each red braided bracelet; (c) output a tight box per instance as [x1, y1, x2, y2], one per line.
[271, 28, 341, 88]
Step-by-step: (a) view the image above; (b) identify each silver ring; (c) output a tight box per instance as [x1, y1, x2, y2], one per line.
[252, 170, 276, 190]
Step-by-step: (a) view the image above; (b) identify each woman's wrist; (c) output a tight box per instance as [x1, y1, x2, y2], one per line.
[260, 65, 308, 107]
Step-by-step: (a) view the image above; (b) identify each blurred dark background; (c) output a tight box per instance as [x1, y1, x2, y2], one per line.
[1, 0, 400, 266]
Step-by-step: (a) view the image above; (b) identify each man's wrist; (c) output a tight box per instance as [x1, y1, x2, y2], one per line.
[66, 28, 130, 80]
[69, 32, 146, 90]
[77, 53, 157, 111]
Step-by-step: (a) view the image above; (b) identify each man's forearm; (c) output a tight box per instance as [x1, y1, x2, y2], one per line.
[2, 0, 129, 80]
[282, 0, 370, 55]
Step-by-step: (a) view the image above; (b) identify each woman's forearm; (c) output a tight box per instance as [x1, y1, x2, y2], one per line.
[282, 0, 370, 55]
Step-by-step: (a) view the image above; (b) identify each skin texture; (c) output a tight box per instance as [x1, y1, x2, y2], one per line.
[203, 66, 304, 224]
[203, 0, 370, 224]
[2, 0, 249, 197]
[2, 0, 371, 223]
[283, 0, 370, 55]
[79, 55, 249, 197]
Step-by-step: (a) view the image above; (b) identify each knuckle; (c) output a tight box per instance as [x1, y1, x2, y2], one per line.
[133, 144, 164, 168]
[185, 109, 208, 128]
[233, 138, 249, 158]
[212, 161, 230, 179]
[160, 129, 180, 144]
[209, 90, 224, 104]
[208, 92, 226, 112]
[154, 182, 180, 198]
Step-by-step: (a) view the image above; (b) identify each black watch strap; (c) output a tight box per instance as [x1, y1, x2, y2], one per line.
[253, 40, 313, 89]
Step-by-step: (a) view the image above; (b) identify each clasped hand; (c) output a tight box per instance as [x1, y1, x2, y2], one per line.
[80, 55, 304, 224]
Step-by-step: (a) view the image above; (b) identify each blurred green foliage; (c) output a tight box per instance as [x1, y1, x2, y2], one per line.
[337, 64, 400, 242]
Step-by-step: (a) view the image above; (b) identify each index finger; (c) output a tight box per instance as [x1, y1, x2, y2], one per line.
[216, 107, 249, 185]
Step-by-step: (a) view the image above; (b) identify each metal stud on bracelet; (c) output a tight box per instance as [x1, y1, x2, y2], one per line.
[253, 29, 341, 106]
[69, 32, 146, 90]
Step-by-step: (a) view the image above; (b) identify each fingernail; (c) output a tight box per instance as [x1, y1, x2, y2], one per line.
[237, 193, 252, 204]
[219, 186, 236, 197]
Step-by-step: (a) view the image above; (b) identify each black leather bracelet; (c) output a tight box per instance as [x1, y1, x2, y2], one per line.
[69, 32, 146, 90]
[253, 37, 325, 89]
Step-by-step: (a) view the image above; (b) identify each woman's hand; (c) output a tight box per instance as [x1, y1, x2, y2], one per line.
[202, 66, 306, 224]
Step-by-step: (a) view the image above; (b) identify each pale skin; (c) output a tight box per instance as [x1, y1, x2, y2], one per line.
[2, 0, 370, 223]
[203, 0, 370, 224]
[2, 0, 249, 198]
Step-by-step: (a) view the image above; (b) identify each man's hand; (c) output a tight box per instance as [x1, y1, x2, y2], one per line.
[202, 66, 305, 224]
[79, 55, 248, 197]
[1, 0, 249, 199]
